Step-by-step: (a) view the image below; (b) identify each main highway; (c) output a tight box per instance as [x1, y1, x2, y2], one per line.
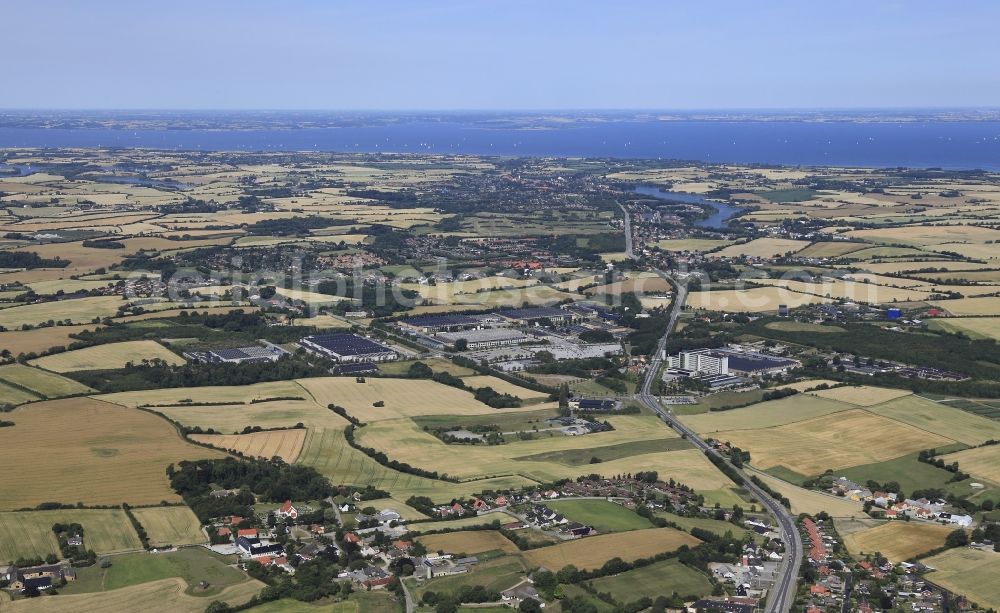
[620, 202, 801, 612]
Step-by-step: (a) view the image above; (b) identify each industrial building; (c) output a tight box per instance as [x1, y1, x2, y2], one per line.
[185, 344, 289, 364]
[437, 328, 528, 350]
[299, 333, 398, 363]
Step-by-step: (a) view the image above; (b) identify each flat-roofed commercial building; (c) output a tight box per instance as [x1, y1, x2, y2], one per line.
[437, 328, 528, 350]
[299, 333, 398, 363]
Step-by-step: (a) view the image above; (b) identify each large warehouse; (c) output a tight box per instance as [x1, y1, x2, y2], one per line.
[299, 333, 398, 363]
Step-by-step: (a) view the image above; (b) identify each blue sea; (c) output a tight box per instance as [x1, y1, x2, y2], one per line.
[2, 118, 1000, 170]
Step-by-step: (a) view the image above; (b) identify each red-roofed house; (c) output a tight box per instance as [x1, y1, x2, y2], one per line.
[494, 495, 508, 507]
[344, 532, 361, 544]
[393, 540, 412, 551]
[276, 500, 298, 520]
[217, 527, 232, 538]
[230, 516, 245, 525]
[237, 528, 258, 538]
[810, 585, 830, 596]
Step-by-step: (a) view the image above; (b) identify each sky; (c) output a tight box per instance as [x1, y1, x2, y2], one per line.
[3, 0, 999, 110]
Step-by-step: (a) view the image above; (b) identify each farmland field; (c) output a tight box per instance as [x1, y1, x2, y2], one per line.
[130, 506, 206, 547]
[0, 509, 142, 562]
[411, 555, 527, 603]
[0, 398, 223, 509]
[29, 340, 185, 372]
[842, 521, 953, 562]
[0, 379, 40, 404]
[929, 296, 1000, 316]
[652, 238, 731, 252]
[686, 286, 831, 312]
[458, 375, 552, 400]
[0, 295, 125, 328]
[544, 499, 653, 532]
[589, 558, 713, 601]
[417, 530, 519, 555]
[62, 547, 248, 596]
[680, 394, 853, 433]
[0, 324, 100, 356]
[190, 428, 308, 462]
[405, 512, 522, 534]
[521, 527, 699, 570]
[807, 385, 912, 406]
[923, 548, 1000, 609]
[6, 577, 264, 613]
[0, 363, 94, 397]
[717, 409, 953, 476]
[296, 376, 508, 422]
[866, 395, 1000, 446]
[928, 317, 1000, 341]
[711, 238, 811, 259]
[940, 445, 1000, 483]
[838, 452, 976, 497]
[751, 471, 862, 517]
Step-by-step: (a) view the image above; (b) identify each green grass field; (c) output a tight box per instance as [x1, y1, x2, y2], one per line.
[838, 449, 973, 495]
[411, 555, 526, 602]
[514, 437, 692, 465]
[656, 512, 755, 540]
[545, 499, 653, 533]
[588, 558, 713, 602]
[0, 363, 94, 397]
[0, 509, 142, 562]
[62, 547, 248, 598]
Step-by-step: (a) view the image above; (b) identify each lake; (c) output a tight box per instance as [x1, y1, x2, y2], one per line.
[2, 119, 1000, 169]
[631, 185, 743, 229]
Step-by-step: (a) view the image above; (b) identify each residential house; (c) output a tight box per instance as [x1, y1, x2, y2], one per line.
[276, 500, 298, 520]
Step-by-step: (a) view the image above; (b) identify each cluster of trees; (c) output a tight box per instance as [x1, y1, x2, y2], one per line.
[244, 216, 353, 236]
[81, 239, 125, 249]
[318, 278, 419, 317]
[51, 522, 96, 565]
[918, 449, 970, 483]
[404, 361, 522, 408]
[421, 586, 500, 611]
[168, 458, 333, 522]
[70, 357, 327, 393]
[0, 251, 70, 269]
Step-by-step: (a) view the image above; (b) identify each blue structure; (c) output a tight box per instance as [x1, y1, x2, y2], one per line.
[887, 308, 902, 320]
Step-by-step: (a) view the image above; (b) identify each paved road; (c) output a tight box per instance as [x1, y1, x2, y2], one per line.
[617, 200, 800, 612]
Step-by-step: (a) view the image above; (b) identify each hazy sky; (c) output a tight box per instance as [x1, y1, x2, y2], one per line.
[4, 0, 999, 110]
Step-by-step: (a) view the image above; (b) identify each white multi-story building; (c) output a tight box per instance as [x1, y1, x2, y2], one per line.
[665, 348, 729, 375]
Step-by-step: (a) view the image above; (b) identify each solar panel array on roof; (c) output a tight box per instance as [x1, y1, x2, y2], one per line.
[400, 314, 480, 328]
[304, 333, 392, 357]
[499, 307, 569, 321]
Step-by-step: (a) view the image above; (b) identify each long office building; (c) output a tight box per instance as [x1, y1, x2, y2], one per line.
[665, 348, 729, 375]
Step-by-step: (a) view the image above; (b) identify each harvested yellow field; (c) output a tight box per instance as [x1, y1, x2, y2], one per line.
[846, 224, 1000, 247]
[652, 238, 732, 252]
[843, 522, 954, 562]
[794, 242, 868, 258]
[752, 471, 862, 517]
[0, 295, 124, 328]
[5, 577, 265, 613]
[522, 528, 699, 571]
[681, 395, 853, 433]
[750, 278, 932, 303]
[459, 375, 551, 400]
[929, 297, 1000, 316]
[866, 395, 1000, 446]
[130, 506, 206, 547]
[0, 324, 100, 355]
[97, 379, 308, 408]
[0, 398, 223, 510]
[940, 445, 1000, 483]
[418, 530, 519, 555]
[296, 377, 501, 422]
[711, 238, 811, 259]
[147, 399, 346, 433]
[407, 512, 522, 534]
[190, 429, 308, 462]
[924, 549, 1000, 610]
[0, 509, 142, 561]
[687, 286, 831, 312]
[775, 379, 840, 392]
[807, 385, 912, 407]
[719, 409, 953, 476]
[30, 340, 184, 372]
[853, 261, 996, 274]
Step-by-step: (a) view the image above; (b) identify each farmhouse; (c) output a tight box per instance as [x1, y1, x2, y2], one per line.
[4, 563, 75, 592]
[299, 333, 397, 363]
[237, 535, 284, 558]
